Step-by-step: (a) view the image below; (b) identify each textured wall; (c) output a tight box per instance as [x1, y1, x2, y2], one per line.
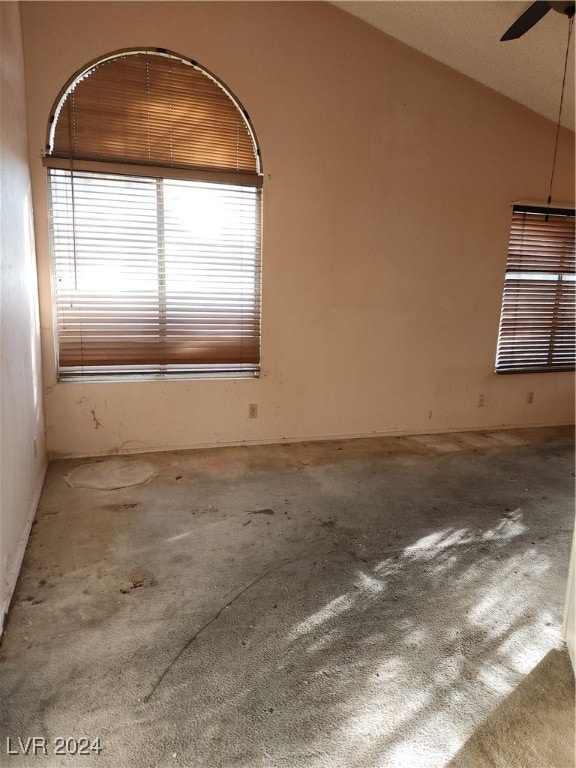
[21, 1, 575, 458]
[0, 2, 47, 625]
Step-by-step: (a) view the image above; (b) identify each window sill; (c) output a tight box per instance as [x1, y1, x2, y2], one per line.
[58, 371, 260, 383]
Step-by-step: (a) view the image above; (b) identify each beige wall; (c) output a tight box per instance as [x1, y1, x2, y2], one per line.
[21, 1, 575, 459]
[0, 2, 47, 626]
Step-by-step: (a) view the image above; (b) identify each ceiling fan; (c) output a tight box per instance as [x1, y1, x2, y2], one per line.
[501, 1, 575, 40]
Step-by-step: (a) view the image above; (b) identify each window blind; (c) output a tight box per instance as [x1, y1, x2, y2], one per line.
[46, 50, 260, 178]
[49, 169, 261, 379]
[45, 49, 262, 380]
[495, 205, 575, 373]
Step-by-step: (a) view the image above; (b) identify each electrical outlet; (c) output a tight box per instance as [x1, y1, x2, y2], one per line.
[527, 391, 534, 404]
[477, 394, 485, 408]
[248, 403, 258, 419]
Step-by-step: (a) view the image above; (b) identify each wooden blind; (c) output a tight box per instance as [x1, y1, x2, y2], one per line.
[49, 169, 261, 378]
[45, 50, 262, 380]
[47, 50, 260, 177]
[495, 205, 575, 373]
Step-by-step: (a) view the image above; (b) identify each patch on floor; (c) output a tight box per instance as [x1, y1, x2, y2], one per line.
[446, 648, 575, 768]
[119, 570, 156, 593]
[64, 458, 156, 490]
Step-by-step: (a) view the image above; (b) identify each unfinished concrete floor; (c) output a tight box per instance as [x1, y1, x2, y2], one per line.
[1, 427, 574, 768]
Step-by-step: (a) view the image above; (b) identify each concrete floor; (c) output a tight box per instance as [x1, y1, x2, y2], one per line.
[0, 427, 574, 768]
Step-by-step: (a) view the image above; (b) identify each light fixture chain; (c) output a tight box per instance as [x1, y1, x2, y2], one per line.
[547, 12, 574, 210]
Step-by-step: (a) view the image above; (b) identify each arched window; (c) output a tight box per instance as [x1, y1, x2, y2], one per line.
[45, 49, 262, 379]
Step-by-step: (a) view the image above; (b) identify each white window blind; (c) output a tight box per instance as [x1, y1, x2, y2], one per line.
[495, 205, 575, 374]
[44, 49, 262, 380]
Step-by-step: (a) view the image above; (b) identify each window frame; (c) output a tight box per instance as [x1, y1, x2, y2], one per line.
[44, 48, 263, 383]
[495, 203, 575, 375]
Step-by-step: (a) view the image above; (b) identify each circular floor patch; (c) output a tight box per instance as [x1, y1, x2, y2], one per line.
[64, 459, 156, 490]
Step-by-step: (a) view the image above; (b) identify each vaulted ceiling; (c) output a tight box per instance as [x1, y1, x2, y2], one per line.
[332, 2, 575, 131]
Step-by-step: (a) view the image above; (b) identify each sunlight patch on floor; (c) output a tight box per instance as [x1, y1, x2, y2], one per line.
[282, 508, 563, 768]
[290, 594, 355, 639]
[354, 571, 386, 594]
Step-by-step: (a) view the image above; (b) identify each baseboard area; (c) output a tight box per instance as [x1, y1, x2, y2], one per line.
[48, 421, 575, 461]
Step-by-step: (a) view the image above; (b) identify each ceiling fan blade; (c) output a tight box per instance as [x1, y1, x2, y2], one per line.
[501, 1, 551, 40]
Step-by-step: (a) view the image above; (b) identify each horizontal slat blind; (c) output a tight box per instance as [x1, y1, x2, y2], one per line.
[49, 169, 261, 378]
[496, 206, 575, 373]
[49, 51, 259, 176]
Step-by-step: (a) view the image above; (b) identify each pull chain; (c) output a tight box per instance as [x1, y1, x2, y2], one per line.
[546, 12, 574, 218]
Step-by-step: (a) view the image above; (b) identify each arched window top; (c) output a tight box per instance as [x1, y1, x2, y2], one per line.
[45, 48, 261, 178]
